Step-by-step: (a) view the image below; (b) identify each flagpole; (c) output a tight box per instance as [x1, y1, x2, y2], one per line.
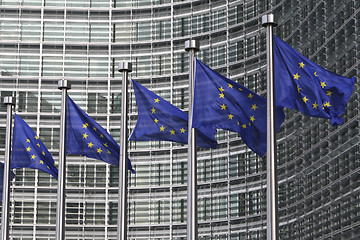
[117, 62, 131, 240]
[1, 96, 15, 240]
[56, 80, 71, 240]
[185, 39, 199, 240]
[262, 14, 279, 240]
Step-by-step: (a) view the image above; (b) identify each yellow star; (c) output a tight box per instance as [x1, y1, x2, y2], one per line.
[88, 142, 94, 148]
[228, 114, 234, 120]
[326, 91, 333, 96]
[100, 134, 104, 138]
[37, 143, 40, 147]
[293, 73, 300, 80]
[180, 128, 186, 133]
[219, 93, 224, 98]
[47, 166, 50, 169]
[160, 125, 165, 131]
[248, 93, 253, 99]
[39, 160, 44, 164]
[42, 151, 45, 156]
[302, 96, 309, 103]
[241, 124, 247, 129]
[107, 150, 111, 154]
[83, 133, 88, 139]
[83, 123, 88, 129]
[228, 83, 233, 88]
[170, 129, 176, 135]
[299, 62, 305, 68]
[34, 135, 39, 140]
[218, 87, 224, 92]
[104, 143, 108, 147]
[151, 107, 156, 113]
[324, 102, 331, 107]
[251, 104, 258, 110]
[238, 88, 243, 91]
[297, 85, 301, 92]
[26, 147, 31, 152]
[97, 148, 102, 154]
[250, 116, 255, 122]
[313, 102, 318, 109]
[237, 121, 240, 125]
[154, 98, 160, 103]
[320, 81, 326, 88]
[93, 127, 97, 131]
[220, 104, 227, 110]
[314, 72, 318, 77]
[26, 139, 31, 143]
[31, 154, 36, 159]
[154, 118, 159, 124]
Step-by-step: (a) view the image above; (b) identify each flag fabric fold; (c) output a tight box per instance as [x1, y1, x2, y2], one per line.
[0, 162, 15, 202]
[193, 59, 285, 157]
[129, 80, 218, 149]
[274, 35, 356, 126]
[66, 96, 135, 173]
[11, 114, 58, 179]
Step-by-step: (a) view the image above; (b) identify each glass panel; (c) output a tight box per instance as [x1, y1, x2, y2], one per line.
[90, 22, 109, 42]
[21, 21, 41, 41]
[44, 21, 64, 42]
[66, 22, 89, 42]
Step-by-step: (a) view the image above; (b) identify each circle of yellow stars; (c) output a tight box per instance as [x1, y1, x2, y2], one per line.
[25, 135, 54, 170]
[217, 82, 258, 130]
[151, 97, 187, 137]
[82, 122, 112, 156]
[293, 62, 332, 111]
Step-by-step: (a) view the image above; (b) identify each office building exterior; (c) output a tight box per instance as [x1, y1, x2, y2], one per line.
[0, 0, 358, 239]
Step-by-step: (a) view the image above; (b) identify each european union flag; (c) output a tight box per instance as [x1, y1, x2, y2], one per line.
[0, 162, 15, 202]
[11, 114, 58, 179]
[66, 96, 135, 173]
[193, 59, 285, 157]
[129, 80, 218, 149]
[274, 35, 356, 126]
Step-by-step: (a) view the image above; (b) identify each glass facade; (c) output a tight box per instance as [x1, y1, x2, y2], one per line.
[0, 0, 359, 239]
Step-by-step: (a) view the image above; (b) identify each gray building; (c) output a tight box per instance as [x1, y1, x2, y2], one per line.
[0, 0, 359, 239]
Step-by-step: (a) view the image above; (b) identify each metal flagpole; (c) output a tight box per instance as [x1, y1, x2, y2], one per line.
[117, 62, 132, 240]
[1, 96, 15, 240]
[262, 14, 279, 240]
[56, 80, 71, 240]
[185, 39, 199, 240]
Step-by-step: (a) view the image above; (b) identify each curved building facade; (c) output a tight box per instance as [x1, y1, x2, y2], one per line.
[0, 0, 359, 239]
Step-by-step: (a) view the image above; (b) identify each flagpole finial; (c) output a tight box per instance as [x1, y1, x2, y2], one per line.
[118, 62, 132, 72]
[262, 14, 277, 27]
[3, 96, 15, 105]
[185, 39, 200, 52]
[58, 80, 71, 90]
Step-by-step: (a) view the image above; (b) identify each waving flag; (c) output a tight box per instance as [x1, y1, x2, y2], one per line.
[193, 59, 285, 157]
[130, 80, 218, 149]
[11, 114, 58, 179]
[66, 96, 135, 173]
[274, 35, 356, 126]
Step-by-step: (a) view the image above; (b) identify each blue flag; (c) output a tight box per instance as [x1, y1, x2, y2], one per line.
[129, 80, 218, 149]
[66, 96, 135, 173]
[0, 162, 15, 202]
[274, 35, 356, 126]
[193, 59, 285, 157]
[11, 114, 58, 179]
